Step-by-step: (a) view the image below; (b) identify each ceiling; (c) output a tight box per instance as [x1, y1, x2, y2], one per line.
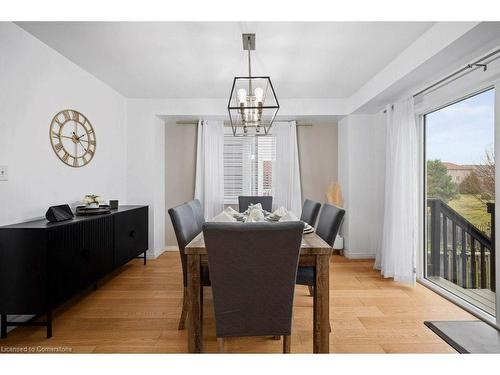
[17, 22, 434, 99]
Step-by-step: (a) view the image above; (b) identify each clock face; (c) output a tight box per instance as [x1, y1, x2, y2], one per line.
[49, 109, 96, 167]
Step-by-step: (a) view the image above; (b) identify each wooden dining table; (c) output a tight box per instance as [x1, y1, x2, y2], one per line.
[184, 231, 333, 353]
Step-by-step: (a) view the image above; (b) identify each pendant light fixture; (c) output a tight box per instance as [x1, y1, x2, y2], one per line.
[227, 33, 279, 136]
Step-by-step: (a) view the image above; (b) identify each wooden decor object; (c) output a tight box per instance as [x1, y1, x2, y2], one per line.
[326, 182, 344, 207]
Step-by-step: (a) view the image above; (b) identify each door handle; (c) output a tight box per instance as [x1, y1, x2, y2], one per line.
[129, 230, 136, 239]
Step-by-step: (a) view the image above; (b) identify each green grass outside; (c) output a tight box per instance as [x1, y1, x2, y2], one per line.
[448, 194, 492, 235]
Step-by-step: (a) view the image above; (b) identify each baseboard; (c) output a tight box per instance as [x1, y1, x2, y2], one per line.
[150, 246, 177, 259]
[343, 251, 375, 259]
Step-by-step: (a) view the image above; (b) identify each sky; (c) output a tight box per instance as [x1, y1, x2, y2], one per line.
[426, 89, 495, 165]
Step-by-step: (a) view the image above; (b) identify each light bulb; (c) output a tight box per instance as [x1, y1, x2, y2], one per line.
[237, 88, 247, 104]
[254, 87, 264, 103]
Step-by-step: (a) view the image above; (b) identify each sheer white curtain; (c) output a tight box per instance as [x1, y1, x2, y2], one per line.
[376, 98, 419, 285]
[272, 121, 302, 215]
[194, 120, 225, 219]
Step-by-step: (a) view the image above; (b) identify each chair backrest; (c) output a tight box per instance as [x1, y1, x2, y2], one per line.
[203, 222, 304, 338]
[188, 199, 205, 228]
[168, 202, 201, 286]
[238, 196, 273, 212]
[300, 199, 321, 226]
[316, 203, 346, 247]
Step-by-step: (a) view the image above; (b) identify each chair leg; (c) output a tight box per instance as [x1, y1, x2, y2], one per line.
[283, 335, 291, 354]
[217, 338, 224, 353]
[178, 287, 188, 330]
[308, 285, 314, 297]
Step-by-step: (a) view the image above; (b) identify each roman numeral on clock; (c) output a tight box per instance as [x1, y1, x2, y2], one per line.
[62, 110, 71, 122]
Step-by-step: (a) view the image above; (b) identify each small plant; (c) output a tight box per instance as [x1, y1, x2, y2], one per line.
[83, 194, 103, 207]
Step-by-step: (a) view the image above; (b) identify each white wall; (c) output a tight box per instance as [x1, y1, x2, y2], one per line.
[297, 123, 338, 205]
[165, 121, 197, 246]
[125, 100, 165, 257]
[0, 23, 127, 227]
[338, 114, 386, 259]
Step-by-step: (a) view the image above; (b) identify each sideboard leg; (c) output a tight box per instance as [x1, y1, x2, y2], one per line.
[46, 311, 52, 339]
[1, 314, 7, 338]
[143, 251, 147, 265]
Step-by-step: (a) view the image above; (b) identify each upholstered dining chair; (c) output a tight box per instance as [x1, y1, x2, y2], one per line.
[300, 199, 322, 226]
[203, 221, 304, 353]
[188, 198, 205, 228]
[238, 195, 273, 213]
[168, 201, 210, 330]
[296, 203, 345, 296]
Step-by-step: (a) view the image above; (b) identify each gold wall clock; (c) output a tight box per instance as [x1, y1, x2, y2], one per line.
[49, 109, 96, 167]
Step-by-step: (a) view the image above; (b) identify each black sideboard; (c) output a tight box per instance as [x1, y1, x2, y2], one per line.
[0, 205, 148, 339]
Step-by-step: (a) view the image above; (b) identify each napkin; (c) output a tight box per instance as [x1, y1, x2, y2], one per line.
[224, 206, 240, 216]
[247, 208, 265, 222]
[248, 203, 263, 211]
[211, 211, 237, 222]
[272, 206, 288, 217]
[279, 211, 299, 222]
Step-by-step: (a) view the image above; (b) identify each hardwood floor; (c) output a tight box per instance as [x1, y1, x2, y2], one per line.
[0, 252, 475, 353]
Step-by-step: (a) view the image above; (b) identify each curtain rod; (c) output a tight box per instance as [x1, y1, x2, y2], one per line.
[413, 47, 500, 98]
[383, 46, 500, 113]
[175, 121, 312, 127]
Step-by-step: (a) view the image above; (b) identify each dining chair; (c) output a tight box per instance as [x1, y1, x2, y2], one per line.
[188, 198, 205, 228]
[203, 221, 304, 353]
[296, 203, 345, 296]
[168, 202, 210, 330]
[300, 199, 321, 226]
[238, 195, 273, 213]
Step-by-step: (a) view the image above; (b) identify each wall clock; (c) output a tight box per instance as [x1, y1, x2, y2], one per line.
[49, 109, 96, 167]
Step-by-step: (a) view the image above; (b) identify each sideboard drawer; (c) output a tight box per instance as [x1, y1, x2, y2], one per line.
[114, 206, 148, 266]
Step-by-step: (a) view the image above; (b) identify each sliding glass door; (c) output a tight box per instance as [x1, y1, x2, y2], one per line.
[424, 88, 496, 316]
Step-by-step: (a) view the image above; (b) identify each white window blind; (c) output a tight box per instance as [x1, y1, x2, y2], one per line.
[223, 127, 276, 205]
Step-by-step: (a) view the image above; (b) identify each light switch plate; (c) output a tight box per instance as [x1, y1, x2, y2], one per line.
[0, 166, 8, 181]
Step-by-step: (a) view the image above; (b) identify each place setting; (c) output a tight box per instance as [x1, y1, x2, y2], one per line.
[211, 203, 315, 234]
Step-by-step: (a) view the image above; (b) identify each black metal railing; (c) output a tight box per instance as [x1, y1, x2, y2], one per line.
[427, 198, 495, 291]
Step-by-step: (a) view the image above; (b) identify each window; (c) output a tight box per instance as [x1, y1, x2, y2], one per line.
[223, 127, 276, 205]
[424, 88, 495, 316]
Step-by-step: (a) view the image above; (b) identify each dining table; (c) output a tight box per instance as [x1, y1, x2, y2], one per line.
[184, 229, 333, 353]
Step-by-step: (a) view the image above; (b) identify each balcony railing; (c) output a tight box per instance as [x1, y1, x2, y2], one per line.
[427, 198, 495, 292]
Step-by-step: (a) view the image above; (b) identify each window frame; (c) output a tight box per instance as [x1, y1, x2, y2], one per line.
[419, 84, 498, 327]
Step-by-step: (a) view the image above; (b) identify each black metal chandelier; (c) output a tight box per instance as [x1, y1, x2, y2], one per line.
[227, 34, 279, 136]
